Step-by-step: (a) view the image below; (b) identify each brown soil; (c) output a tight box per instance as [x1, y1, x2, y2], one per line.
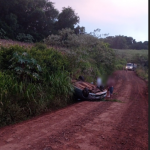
[0, 70, 148, 150]
[0, 39, 34, 48]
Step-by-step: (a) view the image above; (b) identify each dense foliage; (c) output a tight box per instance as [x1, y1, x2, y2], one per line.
[0, 0, 79, 42]
[44, 28, 115, 82]
[0, 45, 74, 126]
[0, 30, 117, 126]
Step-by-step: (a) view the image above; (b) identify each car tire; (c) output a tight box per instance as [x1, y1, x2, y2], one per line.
[82, 88, 89, 98]
[78, 76, 84, 81]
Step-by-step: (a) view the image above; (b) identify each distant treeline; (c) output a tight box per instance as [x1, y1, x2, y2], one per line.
[102, 35, 148, 50]
[0, 0, 80, 42]
[0, 0, 148, 50]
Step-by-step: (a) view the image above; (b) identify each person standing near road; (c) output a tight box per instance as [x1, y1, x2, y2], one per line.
[96, 77, 104, 91]
[107, 77, 114, 98]
[96, 77, 102, 88]
[109, 85, 114, 97]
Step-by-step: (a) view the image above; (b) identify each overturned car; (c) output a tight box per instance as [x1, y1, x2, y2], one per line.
[72, 79, 107, 100]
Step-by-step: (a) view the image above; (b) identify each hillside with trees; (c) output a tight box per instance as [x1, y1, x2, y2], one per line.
[0, 0, 80, 42]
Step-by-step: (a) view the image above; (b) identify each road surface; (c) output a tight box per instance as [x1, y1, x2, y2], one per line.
[0, 70, 148, 150]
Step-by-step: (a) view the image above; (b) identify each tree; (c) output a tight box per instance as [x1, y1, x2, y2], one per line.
[55, 7, 80, 31]
[90, 28, 101, 38]
[113, 36, 127, 49]
[102, 35, 149, 50]
[0, 0, 59, 41]
[74, 25, 85, 34]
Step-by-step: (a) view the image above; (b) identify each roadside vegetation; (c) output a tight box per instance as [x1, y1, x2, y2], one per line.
[0, 29, 116, 127]
[0, 44, 75, 126]
[0, 28, 148, 127]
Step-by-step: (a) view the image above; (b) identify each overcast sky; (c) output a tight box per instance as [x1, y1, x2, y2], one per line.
[52, 0, 148, 42]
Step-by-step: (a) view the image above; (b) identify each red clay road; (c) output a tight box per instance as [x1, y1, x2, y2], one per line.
[0, 70, 148, 150]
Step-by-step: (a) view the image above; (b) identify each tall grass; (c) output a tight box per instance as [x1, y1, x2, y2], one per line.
[135, 67, 148, 82]
[0, 34, 116, 126]
[0, 72, 40, 125]
[0, 45, 74, 127]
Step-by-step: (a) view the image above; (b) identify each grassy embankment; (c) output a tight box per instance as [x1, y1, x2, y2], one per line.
[0, 32, 116, 127]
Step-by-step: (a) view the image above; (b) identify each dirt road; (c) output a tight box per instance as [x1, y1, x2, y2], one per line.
[0, 70, 148, 150]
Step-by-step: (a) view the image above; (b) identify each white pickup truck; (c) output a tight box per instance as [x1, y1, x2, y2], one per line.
[125, 63, 134, 70]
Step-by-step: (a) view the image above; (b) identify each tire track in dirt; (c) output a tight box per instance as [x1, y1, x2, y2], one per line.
[35, 71, 143, 150]
[33, 71, 133, 150]
[0, 102, 113, 150]
[106, 71, 148, 150]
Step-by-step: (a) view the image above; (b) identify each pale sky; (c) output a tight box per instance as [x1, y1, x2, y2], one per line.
[52, 0, 148, 42]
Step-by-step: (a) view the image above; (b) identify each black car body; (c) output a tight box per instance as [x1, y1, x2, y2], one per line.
[72, 80, 107, 100]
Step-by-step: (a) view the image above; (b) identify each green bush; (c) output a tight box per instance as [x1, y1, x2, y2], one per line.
[0, 45, 74, 127]
[29, 46, 69, 75]
[16, 33, 34, 43]
[34, 42, 47, 50]
[0, 28, 8, 39]
[0, 33, 117, 126]
[115, 64, 124, 70]
[0, 45, 26, 71]
[9, 51, 42, 81]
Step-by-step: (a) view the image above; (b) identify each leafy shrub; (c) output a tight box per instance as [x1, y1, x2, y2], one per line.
[29, 46, 69, 75]
[44, 28, 99, 48]
[0, 45, 74, 127]
[16, 33, 34, 43]
[115, 64, 124, 70]
[0, 45, 26, 71]
[0, 32, 117, 126]
[9, 51, 42, 81]
[0, 28, 8, 39]
[34, 42, 47, 50]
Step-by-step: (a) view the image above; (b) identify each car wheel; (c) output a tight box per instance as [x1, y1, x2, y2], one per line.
[78, 76, 84, 81]
[82, 88, 89, 98]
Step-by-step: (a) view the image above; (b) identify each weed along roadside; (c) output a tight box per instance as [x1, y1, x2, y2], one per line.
[0, 45, 73, 127]
[0, 41, 115, 127]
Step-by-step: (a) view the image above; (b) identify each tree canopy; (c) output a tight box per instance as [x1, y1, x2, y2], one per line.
[55, 7, 80, 31]
[0, 0, 79, 42]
